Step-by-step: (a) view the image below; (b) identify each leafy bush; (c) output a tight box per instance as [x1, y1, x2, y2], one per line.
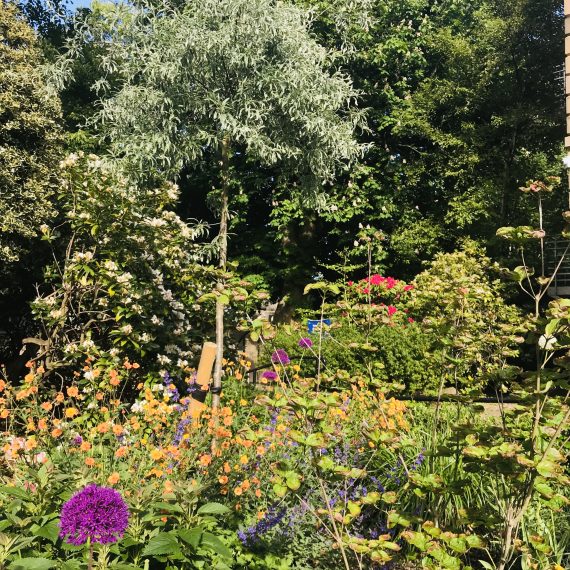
[30, 153, 215, 378]
[410, 242, 526, 391]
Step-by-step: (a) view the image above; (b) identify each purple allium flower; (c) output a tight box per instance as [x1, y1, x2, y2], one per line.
[261, 370, 278, 381]
[271, 349, 290, 365]
[298, 337, 313, 349]
[59, 484, 129, 546]
[72, 436, 83, 446]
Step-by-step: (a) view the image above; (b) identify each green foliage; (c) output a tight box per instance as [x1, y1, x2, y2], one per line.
[31, 152, 216, 376]
[0, 0, 64, 363]
[57, 0, 364, 186]
[411, 243, 525, 390]
[0, 1, 62, 268]
[265, 320, 440, 393]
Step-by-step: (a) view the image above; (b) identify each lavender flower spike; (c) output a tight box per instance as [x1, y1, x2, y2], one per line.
[59, 484, 129, 545]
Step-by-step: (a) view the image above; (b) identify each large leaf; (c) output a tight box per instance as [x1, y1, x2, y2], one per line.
[33, 520, 60, 544]
[0, 486, 32, 501]
[142, 532, 181, 557]
[178, 527, 203, 548]
[197, 503, 230, 516]
[9, 559, 56, 570]
[201, 532, 232, 559]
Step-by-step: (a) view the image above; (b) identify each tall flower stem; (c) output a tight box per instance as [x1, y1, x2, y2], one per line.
[87, 539, 93, 570]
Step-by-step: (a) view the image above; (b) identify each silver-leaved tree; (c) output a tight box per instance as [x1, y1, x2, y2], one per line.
[57, 0, 365, 405]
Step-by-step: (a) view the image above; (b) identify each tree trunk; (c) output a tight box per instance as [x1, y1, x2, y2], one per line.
[212, 136, 230, 409]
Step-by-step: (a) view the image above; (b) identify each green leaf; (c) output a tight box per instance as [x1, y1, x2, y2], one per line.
[304, 433, 326, 447]
[201, 532, 232, 559]
[448, 537, 468, 554]
[273, 483, 288, 497]
[178, 527, 203, 548]
[197, 503, 230, 516]
[0, 486, 32, 501]
[285, 472, 301, 491]
[33, 519, 60, 544]
[347, 501, 361, 517]
[402, 530, 431, 551]
[142, 532, 181, 557]
[153, 502, 184, 514]
[9, 559, 56, 570]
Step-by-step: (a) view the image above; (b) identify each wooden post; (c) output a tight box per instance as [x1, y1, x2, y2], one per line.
[188, 342, 217, 419]
[564, 0, 570, 146]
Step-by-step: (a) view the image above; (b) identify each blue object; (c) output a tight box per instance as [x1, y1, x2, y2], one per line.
[307, 318, 331, 334]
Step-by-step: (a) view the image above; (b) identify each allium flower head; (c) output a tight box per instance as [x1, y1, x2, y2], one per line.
[298, 337, 313, 349]
[59, 484, 129, 545]
[261, 370, 278, 381]
[271, 349, 290, 365]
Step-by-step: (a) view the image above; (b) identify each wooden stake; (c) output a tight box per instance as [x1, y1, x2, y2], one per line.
[188, 342, 217, 419]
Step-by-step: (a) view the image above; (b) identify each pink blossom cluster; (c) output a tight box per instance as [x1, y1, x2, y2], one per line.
[346, 274, 415, 324]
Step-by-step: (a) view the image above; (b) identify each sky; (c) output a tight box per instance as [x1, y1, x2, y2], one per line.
[67, 0, 92, 10]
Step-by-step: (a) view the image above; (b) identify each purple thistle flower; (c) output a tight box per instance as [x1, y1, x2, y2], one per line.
[59, 484, 129, 546]
[271, 349, 290, 365]
[261, 370, 278, 381]
[298, 337, 313, 349]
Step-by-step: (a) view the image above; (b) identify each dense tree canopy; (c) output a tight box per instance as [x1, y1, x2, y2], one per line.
[0, 0, 63, 361]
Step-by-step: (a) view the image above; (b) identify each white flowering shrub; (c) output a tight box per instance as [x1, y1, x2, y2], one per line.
[31, 153, 217, 378]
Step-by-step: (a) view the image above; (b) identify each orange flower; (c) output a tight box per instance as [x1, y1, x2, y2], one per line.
[239, 455, 248, 465]
[55, 392, 65, 403]
[67, 386, 79, 398]
[40, 402, 52, 412]
[256, 445, 266, 456]
[16, 389, 30, 400]
[255, 489, 262, 498]
[26, 420, 36, 432]
[132, 362, 140, 369]
[38, 418, 47, 430]
[85, 457, 95, 467]
[198, 453, 212, 467]
[150, 449, 164, 461]
[0, 380, 6, 392]
[223, 462, 231, 473]
[234, 486, 243, 496]
[112, 424, 124, 436]
[65, 408, 79, 419]
[107, 472, 120, 485]
[25, 436, 37, 450]
[242, 480, 250, 491]
[96, 422, 110, 434]
[95, 391, 104, 401]
[0, 409, 9, 419]
[115, 446, 128, 458]
[51, 428, 62, 438]
[80, 441, 92, 452]
[24, 372, 35, 384]
[218, 475, 229, 485]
